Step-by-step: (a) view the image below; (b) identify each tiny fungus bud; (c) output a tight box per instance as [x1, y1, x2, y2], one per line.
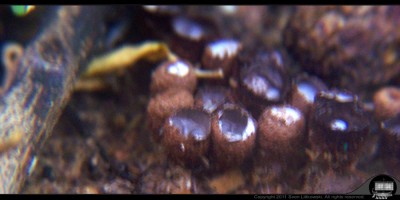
[161, 108, 211, 167]
[210, 103, 257, 171]
[373, 86, 400, 121]
[0, 43, 23, 95]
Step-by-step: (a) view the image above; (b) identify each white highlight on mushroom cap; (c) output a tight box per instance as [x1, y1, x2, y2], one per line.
[335, 92, 354, 102]
[142, 5, 158, 12]
[218, 116, 256, 142]
[297, 82, 318, 102]
[217, 107, 256, 142]
[218, 6, 238, 14]
[173, 17, 204, 40]
[241, 117, 256, 142]
[320, 90, 355, 103]
[330, 119, 348, 131]
[243, 75, 280, 101]
[270, 106, 302, 126]
[208, 39, 241, 59]
[167, 61, 190, 77]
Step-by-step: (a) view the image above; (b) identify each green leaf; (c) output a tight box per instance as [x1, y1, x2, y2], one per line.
[10, 5, 35, 17]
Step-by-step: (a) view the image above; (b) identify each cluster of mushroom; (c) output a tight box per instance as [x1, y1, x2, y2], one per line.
[145, 38, 380, 173]
[142, 9, 399, 176]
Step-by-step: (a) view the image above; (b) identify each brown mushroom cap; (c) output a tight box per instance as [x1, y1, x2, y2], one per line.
[150, 60, 197, 95]
[147, 89, 194, 142]
[210, 103, 257, 171]
[161, 108, 211, 167]
[309, 90, 371, 170]
[257, 105, 306, 163]
[201, 39, 242, 76]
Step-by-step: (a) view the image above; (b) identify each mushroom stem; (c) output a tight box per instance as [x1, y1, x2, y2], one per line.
[195, 68, 224, 79]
